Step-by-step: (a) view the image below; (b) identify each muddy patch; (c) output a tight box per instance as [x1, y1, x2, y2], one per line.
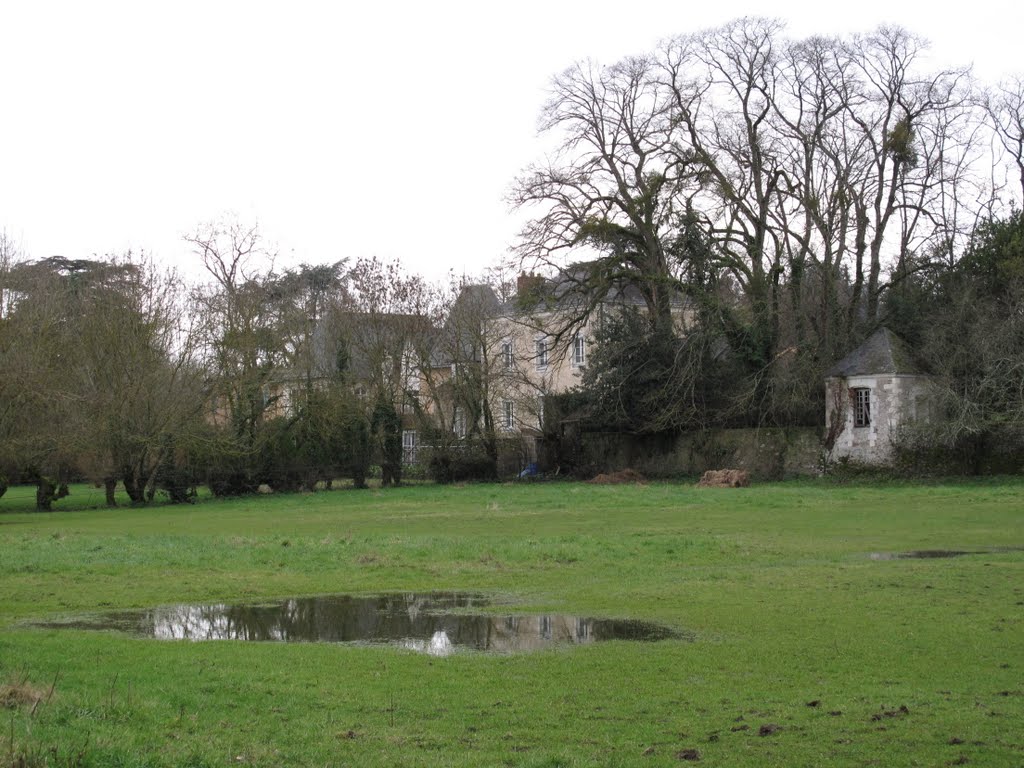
[869, 547, 1023, 560]
[34, 592, 684, 655]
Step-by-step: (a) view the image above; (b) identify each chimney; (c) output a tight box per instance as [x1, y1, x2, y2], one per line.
[516, 271, 543, 301]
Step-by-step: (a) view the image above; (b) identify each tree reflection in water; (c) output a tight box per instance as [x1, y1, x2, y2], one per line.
[40, 593, 682, 654]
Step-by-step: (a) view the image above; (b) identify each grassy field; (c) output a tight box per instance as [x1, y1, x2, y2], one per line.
[1, 479, 1022, 767]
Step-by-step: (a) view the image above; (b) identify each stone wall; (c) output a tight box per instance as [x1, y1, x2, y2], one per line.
[546, 427, 823, 479]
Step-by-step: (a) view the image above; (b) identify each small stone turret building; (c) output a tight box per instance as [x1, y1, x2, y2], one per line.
[824, 327, 932, 464]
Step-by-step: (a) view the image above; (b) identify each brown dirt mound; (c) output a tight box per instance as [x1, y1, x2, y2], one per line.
[0, 681, 45, 710]
[696, 469, 751, 488]
[589, 468, 647, 484]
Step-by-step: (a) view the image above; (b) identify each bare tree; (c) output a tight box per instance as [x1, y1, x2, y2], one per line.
[187, 219, 287, 469]
[511, 55, 691, 337]
[840, 27, 976, 323]
[514, 19, 990, 430]
[341, 257, 430, 486]
[984, 75, 1024, 203]
[661, 19, 791, 358]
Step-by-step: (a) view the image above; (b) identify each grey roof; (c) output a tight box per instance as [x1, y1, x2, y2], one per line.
[825, 327, 926, 378]
[509, 261, 690, 315]
[453, 283, 502, 315]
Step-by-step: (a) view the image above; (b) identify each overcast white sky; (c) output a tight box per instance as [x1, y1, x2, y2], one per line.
[1, 0, 1021, 284]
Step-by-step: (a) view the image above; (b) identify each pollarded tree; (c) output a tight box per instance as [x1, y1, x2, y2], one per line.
[0, 253, 203, 508]
[1, 256, 141, 508]
[70, 254, 206, 504]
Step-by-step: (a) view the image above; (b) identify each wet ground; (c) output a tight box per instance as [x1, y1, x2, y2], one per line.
[868, 547, 1024, 560]
[34, 592, 684, 655]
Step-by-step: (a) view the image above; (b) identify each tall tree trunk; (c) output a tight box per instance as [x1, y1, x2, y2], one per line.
[122, 467, 145, 504]
[35, 476, 69, 512]
[104, 477, 118, 507]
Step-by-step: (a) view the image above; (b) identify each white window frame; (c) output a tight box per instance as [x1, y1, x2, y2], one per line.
[503, 400, 515, 431]
[502, 340, 513, 371]
[571, 335, 586, 367]
[535, 337, 548, 369]
[402, 430, 419, 464]
[853, 387, 871, 428]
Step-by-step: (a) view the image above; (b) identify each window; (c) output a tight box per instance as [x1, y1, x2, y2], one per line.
[535, 337, 548, 369]
[503, 400, 515, 430]
[502, 341, 513, 371]
[402, 430, 418, 464]
[453, 407, 467, 438]
[571, 335, 586, 367]
[853, 387, 871, 428]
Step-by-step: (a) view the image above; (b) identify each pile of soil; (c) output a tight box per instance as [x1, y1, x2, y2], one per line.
[589, 468, 647, 484]
[696, 469, 751, 488]
[0, 681, 45, 710]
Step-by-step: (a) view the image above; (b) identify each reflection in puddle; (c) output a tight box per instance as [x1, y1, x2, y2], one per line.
[869, 547, 1023, 560]
[37, 592, 682, 655]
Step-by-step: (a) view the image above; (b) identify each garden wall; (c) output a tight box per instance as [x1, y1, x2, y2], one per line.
[547, 426, 823, 479]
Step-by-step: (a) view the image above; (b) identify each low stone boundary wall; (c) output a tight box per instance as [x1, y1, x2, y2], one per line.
[551, 427, 823, 479]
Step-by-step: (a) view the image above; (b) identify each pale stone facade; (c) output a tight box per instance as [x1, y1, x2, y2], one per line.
[825, 373, 932, 464]
[487, 309, 594, 433]
[485, 270, 694, 441]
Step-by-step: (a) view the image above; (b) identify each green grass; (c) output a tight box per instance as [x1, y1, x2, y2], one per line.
[1, 479, 1023, 766]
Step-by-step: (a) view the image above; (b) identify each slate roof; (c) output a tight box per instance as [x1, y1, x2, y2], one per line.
[508, 261, 690, 315]
[825, 327, 926, 378]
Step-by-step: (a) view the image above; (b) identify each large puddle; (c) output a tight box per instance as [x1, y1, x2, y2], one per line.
[36, 592, 682, 655]
[869, 547, 1024, 560]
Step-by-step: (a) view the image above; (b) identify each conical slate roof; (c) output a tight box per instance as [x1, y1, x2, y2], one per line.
[825, 327, 925, 378]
